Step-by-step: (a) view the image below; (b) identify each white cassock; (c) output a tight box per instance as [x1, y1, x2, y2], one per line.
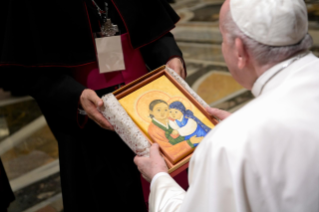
[149, 52, 319, 212]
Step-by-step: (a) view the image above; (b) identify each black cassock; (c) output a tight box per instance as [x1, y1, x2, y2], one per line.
[0, 0, 183, 211]
[0, 160, 15, 211]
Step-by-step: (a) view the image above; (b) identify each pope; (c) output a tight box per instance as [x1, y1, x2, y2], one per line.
[134, 0, 319, 211]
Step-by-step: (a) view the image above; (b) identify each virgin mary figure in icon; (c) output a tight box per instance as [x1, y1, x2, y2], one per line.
[168, 101, 211, 147]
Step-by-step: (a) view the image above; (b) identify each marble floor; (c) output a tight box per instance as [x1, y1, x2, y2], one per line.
[1, 0, 319, 211]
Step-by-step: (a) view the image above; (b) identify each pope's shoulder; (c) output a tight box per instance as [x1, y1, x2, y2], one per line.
[200, 90, 319, 162]
[198, 52, 319, 159]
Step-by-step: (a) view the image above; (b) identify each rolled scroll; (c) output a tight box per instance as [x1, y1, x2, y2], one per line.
[100, 93, 151, 157]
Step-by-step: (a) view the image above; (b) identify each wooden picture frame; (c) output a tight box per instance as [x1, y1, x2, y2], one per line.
[113, 66, 218, 176]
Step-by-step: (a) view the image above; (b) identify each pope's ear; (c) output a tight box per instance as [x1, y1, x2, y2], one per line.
[235, 37, 248, 70]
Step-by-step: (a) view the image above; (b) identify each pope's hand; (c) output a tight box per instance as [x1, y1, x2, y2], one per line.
[80, 89, 114, 130]
[134, 144, 168, 182]
[206, 107, 231, 121]
[190, 136, 204, 144]
[166, 57, 186, 79]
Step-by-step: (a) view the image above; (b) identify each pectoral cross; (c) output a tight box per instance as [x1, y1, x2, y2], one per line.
[102, 18, 119, 37]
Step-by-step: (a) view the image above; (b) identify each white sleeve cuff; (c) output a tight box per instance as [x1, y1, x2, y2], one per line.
[150, 172, 170, 190]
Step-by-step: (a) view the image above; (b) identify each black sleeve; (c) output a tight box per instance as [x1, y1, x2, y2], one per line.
[139, 32, 184, 70]
[0, 159, 15, 210]
[0, 67, 86, 127]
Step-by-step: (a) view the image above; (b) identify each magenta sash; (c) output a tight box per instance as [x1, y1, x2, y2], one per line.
[72, 33, 148, 90]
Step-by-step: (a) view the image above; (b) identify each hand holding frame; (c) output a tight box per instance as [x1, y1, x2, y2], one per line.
[80, 89, 114, 130]
[134, 144, 168, 182]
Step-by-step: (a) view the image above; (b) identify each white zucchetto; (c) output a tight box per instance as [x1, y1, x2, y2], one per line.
[230, 0, 308, 46]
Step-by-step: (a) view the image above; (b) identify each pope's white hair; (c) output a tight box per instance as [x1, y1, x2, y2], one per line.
[223, 10, 313, 65]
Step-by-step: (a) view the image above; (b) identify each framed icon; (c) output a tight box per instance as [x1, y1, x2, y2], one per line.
[111, 66, 217, 174]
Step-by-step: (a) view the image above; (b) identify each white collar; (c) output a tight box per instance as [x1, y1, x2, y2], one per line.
[251, 52, 310, 97]
[153, 118, 169, 129]
[178, 115, 184, 122]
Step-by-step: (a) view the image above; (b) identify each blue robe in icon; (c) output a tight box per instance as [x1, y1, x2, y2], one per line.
[175, 114, 211, 141]
[169, 101, 212, 147]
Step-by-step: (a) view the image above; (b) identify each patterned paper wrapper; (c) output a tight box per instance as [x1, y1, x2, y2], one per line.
[165, 67, 210, 108]
[100, 94, 151, 157]
[100, 66, 210, 157]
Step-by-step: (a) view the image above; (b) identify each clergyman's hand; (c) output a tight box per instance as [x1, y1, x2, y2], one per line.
[134, 144, 168, 182]
[166, 57, 186, 79]
[80, 89, 114, 131]
[206, 107, 231, 121]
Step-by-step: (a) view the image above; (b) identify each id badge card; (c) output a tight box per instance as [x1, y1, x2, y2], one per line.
[95, 35, 125, 73]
